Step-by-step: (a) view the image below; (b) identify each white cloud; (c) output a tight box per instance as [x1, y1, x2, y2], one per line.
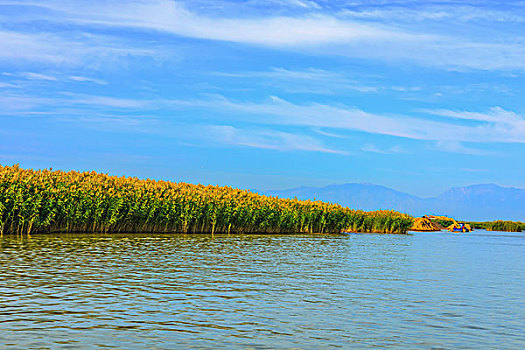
[340, 5, 525, 23]
[214, 67, 379, 93]
[22, 72, 58, 81]
[0, 93, 149, 111]
[248, 0, 321, 10]
[362, 143, 403, 154]
[425, 107, 524, 125]
[0, 82, 18, 88]
[2, 0, 524, 70]
[13, 72, 107, 85]
[288, 0, 321, 9]
[312, 127, 347, 139]
[0, 30, 157, 66]
[215, 67, 339, 80]
[432, 140, 492, 156]
[69, 76, 107, 85]
[0, 95, 55, 110]
[391, 86, 421, 92]
[79, 2, 395, 46]
[68, 95, 148, 108]
[172, 96, 525, 144]
[0, 31, 73, 64]
[66, 1, 525, 70]
[2, 91, 524, 148]
[208, 125, 346, 154]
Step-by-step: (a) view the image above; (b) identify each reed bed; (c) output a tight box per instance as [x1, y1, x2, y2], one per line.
[469, 220, 525, 232]
[0, 165, 413, 235]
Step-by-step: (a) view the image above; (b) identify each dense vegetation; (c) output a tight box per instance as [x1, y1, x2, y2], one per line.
[0, 165, 414, 235]
[469, 220, 525, 232]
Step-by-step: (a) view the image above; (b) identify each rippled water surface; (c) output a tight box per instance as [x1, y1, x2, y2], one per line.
[1, 230, 524, 349]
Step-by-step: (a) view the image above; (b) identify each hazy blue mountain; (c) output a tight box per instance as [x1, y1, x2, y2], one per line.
[429, 184, 525, 221]
[264, 183, 524, 221]
[266, 183, 421, 213]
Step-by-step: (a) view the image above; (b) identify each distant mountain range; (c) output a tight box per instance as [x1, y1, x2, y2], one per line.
[263, 183, 525, 221]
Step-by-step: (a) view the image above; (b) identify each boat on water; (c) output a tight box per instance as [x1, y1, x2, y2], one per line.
[412, 215, 471, 233]
[449, 222, 470, 233]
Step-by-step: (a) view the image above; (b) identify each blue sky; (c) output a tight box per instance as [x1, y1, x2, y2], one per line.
[1, 0, 524, 196]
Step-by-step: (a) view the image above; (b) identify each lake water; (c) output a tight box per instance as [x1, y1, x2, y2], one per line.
[1, 230, 524, 349]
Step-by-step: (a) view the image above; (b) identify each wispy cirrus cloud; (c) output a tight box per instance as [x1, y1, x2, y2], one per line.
[431, 140, 493, 156]
[3, 91, 523, 148]
[0, 30, 157, 66]
[424, 107, 524, 125]
[215, 68, 340, 80]
[66, 94, 148, 108]
[215, 67, 429, 95]
[2, 71, 107, 86]
[68, 76, 107, 85]
[0, 31, 73, 64]
[167, 95, 525, 144]
[207, 125, 346, 154]
[0, 82, 18, 88]
[21, 72, 58, 81]
[340, 4, 525, 23]
[214, 67, 379, 93]
[0, 93, 149, 111]
[362, 143, 403, 154]
[1, 0, 524, 70]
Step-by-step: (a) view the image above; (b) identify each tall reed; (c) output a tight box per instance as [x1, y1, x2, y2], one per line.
[0, 165, 414, 235]
[469, 220, 524, 232]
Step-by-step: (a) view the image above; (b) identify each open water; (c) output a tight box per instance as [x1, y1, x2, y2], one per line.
[1, 230, 524, 349]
